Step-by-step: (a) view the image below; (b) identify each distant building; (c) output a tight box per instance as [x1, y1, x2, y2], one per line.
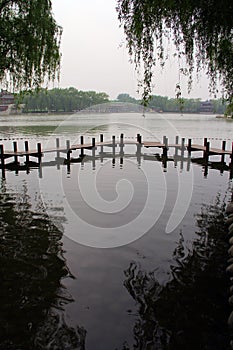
[0, 90, 24, 115]
[199, 100, 214, 113]
[0, 90, 15, 104]
[0, 90, 15, 113]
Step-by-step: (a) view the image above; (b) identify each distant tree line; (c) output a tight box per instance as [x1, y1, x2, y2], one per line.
[19, 88, 227, 114]
[117, 93, 227, 114]
[20, 88, 109, 113]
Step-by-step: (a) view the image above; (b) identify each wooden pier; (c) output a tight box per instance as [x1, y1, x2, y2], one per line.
[0, 134, 232, 179]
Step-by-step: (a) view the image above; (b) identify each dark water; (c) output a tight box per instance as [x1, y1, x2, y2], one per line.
[0, 113, 232, 349]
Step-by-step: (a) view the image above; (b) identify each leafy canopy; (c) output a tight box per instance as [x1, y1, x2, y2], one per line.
[116, 0, 233, 105]
[0, 0, 62, 90]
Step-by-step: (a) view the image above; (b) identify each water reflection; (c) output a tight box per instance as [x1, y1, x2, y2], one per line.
[0, 181, 86, 349]
[122, 195, 230, 349]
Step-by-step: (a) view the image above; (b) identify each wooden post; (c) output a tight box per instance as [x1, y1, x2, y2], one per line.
[136, 134, 142, 144]
[66, 140, 71, 161]
[175, 136, 179, 156]
[187, 139, 192, 154]
[100, 134, 104, 157]
[13, 141, 18, 164]
[55, 138, 60, 169]
[56, 138, 60, 159]
[92, 138, 96, 166]
[163, 136, 168, 157]
[221, 140, 226, 163]
[120, 133, 124, 144]
[37, 143, 42, 163]
[181, 137, 185, 157]
[163, 146, 168, 157]
[38, 144, 42, 178]
[25, 141, 29, 164]
[0, 144, 5, 178]
[112, 135, 116, 158]
[181, 137, 185, 149]
[99, 133, 103, 158]
[80, 135, 84, 157]
[204, 141, 210, 161]
[120, 133, 124, 157]
[204, 137, 208, 146]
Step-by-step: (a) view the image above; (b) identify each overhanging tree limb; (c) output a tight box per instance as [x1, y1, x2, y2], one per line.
[0, 0, 62, 90]
[116, 0, 233, 105]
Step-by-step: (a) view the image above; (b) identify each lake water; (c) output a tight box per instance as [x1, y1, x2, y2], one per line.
[0, 112, 232, 349]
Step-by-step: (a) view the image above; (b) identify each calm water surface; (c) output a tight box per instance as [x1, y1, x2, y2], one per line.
[0, 112, 232, 349]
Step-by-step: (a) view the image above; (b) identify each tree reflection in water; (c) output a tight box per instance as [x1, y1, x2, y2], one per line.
[0, 181, 86, 350]
[123, 195, 230, 350]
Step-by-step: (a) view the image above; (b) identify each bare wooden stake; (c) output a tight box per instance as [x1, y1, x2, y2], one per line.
[66, 140, 71, 161]
[80, 136, 84, 157]
[13, 141, 18, 163]
[221, 140, 226, 163]
[0, 145, 5, 179]
[37, 143, 42, 163]
[25, 141, 29, 164]
[188, 139, 192, 154]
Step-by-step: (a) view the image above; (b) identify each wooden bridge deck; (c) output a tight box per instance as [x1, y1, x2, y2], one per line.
[0, 136, 232, 159]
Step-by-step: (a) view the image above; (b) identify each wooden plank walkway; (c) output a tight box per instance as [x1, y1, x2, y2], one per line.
[1, 141, 232, 157]
[0, 134, 232, 163]
[189, 144, 231, 155]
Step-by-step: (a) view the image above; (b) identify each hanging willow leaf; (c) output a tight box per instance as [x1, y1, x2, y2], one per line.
[0, 0, 62, 90]
[116, 0, 233, 106]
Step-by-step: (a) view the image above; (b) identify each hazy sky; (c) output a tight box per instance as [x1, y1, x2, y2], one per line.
[51, 0, 214, 100]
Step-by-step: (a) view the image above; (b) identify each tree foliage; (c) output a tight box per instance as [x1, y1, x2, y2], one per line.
[21, 87, 109, 112]
[0, 0, 62, 90]
[116, 92, 226, 113]
[116, 0, 233, 105]
[117, 93, 138, 104]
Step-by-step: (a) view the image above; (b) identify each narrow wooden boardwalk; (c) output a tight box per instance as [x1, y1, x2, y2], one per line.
[0, 133, 232, 168]
[0, 133, 232, 180]
[1, 141, 231, 157]
[189, 144, 231, 155]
